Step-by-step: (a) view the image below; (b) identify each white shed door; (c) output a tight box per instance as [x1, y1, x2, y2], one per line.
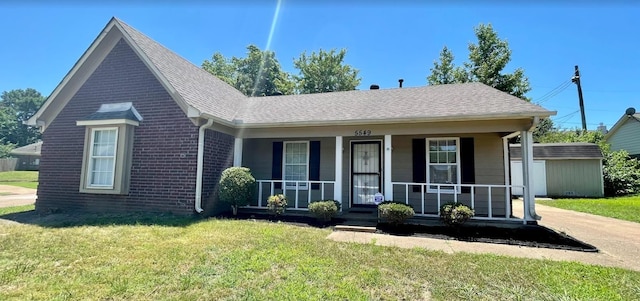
[510, 160, 547, 196]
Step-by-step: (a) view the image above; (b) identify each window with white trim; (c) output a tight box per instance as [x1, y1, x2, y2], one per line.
[283, 141, 309, 190]
[87, 128, 118, 188]
[427, 138, 461, 193]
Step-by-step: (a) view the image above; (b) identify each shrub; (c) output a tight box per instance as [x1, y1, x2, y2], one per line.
[439, 202, 474, 226]
[309, 200, 340, 222]
[378, 202, 415, 225]
[601, 145, 640, 196]
[217, 167, 256, 215]
[267, 194, 287, 216]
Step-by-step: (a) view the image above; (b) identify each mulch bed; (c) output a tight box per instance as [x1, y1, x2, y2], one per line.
[224, 212, 598, 253]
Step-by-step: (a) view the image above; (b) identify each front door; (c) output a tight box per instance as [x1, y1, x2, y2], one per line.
[351, 141, 382, 206]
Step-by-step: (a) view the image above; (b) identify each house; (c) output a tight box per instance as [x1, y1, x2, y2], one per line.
[26, 17, 555, 224]
[605, 107, 640, 159]
[9, 141, 42, 171]
[510, 143, 604, 198]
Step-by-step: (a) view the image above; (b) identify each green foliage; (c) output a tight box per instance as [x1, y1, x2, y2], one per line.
[536, 127, 604, 144]
[218, 167, 256, 215]
[308, 200, 339, 222]
[202, 45, 293, 97]
[293, 48, 361, 94]
[427, 23, 531, 101]
[0, 88, 45, 147]
[427, 46, 467, 85]
[601, 145, 640, 196]
[266, 194, 287, 216]
[0, 142, 15, 158]
[378, 202, 415, 225]
[439, 202, 475, 226]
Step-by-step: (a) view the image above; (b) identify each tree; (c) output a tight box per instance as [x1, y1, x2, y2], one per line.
[202, 45, 293, 97]
[427, 46, 467, 85]
[293, 48, 361, 94]
[427, 24, 531, 101]
[0, 88, 45, 152]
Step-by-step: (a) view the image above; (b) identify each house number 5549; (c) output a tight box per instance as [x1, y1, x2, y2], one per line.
[354, 130, 371, 136]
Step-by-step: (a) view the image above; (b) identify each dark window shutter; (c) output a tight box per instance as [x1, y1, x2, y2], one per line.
[460, 137, 475, 193]
[309, 141, 321, 190]
[412, 139, 426, 192]
[272, 141, 283, 189]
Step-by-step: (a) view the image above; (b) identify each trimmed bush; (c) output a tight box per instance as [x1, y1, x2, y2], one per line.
[309, 200, 340, 222]
[218, 167, 256, 215]
[267, 194, 287, 216]
[439, 202, 474, 226]
[378, 202, 415, 225]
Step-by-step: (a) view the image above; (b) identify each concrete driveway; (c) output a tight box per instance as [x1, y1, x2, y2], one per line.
[329, 200, 640, 272]
[0, 185, 36, 208]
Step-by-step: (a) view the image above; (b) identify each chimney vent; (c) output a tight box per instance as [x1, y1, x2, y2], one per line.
[370, 84, 379, 90]
[398, 79, 404, 88]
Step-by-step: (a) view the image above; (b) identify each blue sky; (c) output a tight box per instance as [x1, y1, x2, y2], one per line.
[1, 2, 638, 130]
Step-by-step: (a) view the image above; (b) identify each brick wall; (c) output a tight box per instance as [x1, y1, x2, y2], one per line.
[37, 39, 206, 215]
[201, 130, 235, 215]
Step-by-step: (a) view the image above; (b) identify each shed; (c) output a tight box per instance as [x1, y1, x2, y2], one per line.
[510, 143, 603, 197]
[9, 141, 42, 171]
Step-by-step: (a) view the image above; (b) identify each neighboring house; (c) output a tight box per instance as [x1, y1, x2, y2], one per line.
[9, 141, 42, 171]
[510, 143, 604, 198]
[605, 107, 640, 159]
[27, 17, 555, 224]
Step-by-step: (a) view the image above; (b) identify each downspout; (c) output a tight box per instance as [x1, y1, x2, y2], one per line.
[525, 116, 541, 221]
[195, 119, 215, 213]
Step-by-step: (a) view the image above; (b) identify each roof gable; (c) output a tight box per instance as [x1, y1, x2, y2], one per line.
[604, 113, 640, 141]
[29, 17, 556, 132]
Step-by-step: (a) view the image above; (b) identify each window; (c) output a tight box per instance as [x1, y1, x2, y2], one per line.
[283, 141, 309, 190]
[427, 138, 461, 193]
[87, 128, 118, 188]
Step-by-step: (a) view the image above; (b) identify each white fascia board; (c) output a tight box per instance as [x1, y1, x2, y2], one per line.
[76, 119, 140, 126]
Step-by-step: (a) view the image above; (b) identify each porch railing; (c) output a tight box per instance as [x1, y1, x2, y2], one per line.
[391, 182, 525, 221]
[246, 180, 338, 211]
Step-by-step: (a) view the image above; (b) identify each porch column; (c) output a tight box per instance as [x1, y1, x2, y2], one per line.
[334, 136, 343, 211]
[233, 138, 243, 167]
[521, 130, 539, 223]
[384, 134, 393, 201]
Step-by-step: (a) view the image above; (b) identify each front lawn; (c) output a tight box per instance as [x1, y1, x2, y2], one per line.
[0, 171, 38, 189]
[538, 195, 640, 223]
[1, 207, 639, 300]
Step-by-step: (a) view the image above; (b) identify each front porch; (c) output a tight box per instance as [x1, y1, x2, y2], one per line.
[235, 127, 539, 224]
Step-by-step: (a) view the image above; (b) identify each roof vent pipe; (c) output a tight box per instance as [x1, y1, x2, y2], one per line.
[398, 79, 404, 88]
[370, 84, 379, 90]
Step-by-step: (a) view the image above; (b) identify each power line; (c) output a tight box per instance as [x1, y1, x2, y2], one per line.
[533, 75, 574, 105]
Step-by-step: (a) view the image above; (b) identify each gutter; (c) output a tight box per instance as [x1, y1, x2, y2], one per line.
[525, 117, 541, 221]
[195, 119, 215, 213]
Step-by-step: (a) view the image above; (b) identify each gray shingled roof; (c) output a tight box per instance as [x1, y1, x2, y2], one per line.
[510, 143, 603, 160]
[113, 18, 554, 126]
[10, 141, 42, 156]
[116, 18, 246, 122]
[236, 83, 553, 125]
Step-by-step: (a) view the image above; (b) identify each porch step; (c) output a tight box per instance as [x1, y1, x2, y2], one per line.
[334, 225, 377, 233]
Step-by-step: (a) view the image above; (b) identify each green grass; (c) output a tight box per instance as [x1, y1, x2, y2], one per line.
[1, 207, 639, 300]
[0, 204, 34, 216]
[0, 171, 38, 189]
[538, 195, 640, 223]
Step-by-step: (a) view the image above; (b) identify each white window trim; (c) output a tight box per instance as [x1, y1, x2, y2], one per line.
[86, 127, 119, 189]
[283, 141, 309, 191]
[426, 137, 461, 194]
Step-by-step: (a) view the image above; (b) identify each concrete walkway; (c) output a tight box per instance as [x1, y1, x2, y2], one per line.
[328, 200, 640, 272]
[0, 185, 36, 208]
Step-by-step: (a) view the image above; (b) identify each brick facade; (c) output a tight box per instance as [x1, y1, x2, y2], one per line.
[37, 39, 231, 215]
[201, 130, 235, 215]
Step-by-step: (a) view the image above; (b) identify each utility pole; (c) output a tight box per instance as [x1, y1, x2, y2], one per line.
[572, 65, 587, 131]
